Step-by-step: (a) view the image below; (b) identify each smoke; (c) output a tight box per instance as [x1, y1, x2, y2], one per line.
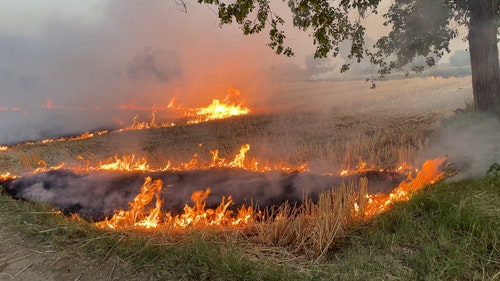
[0, 0, 300, 144]
[425, 113, 500, 179]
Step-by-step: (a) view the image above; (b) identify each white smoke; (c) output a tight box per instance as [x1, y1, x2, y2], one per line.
[426, 113, 500, 179]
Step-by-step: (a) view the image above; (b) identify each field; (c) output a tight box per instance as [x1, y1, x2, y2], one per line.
[0, 76, 472, 174]
[1, 76, 498, 280]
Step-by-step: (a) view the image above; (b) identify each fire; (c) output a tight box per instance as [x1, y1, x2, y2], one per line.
[33, 161, 67, 174]
[0, 128, 447, 232]
[96, 177, 163, 229]
[363, 157, 447, 218]
[184, 87, 250, 124]
[0, 84, 448, 232]
[228, 144, 250, 168]
[340, 161, 380, 176]
[84, 144, 307, 173]
[1, 139, 446, 231]
[114, 87, 250, 132]
[170, 188, 253, 228]
[95, 177, 253, 229]
[118, 112, 164, 131]
[0, 172, 17, 181]
[167, 95, 181, 109]
[0, 87, 249, 150]
[91, 155, 446, 230]
[40, 131, 108, 144]
[0, 130, 109, 152]
[98, 155, 150, 171]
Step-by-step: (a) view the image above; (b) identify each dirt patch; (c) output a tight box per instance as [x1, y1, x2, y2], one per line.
[0, 199, 152, 281]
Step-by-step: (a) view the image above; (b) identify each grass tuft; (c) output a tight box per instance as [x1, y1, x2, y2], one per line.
[254, 179, 368, 261]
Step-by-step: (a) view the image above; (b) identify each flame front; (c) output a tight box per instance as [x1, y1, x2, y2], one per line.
[95, 177, 253, 230]
[363, 157, 447, 218]
[185, 87, 250, 124]
[92, 155, 447, 230]
[83, 144, 307, 173]
[0, 87, 249, 152]
[1, 142, 447, 230]
[1, 136, 446, 231]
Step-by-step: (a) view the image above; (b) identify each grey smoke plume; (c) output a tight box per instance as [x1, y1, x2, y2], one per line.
[426, 113, 500, 179]
[0, 0, 298, 144]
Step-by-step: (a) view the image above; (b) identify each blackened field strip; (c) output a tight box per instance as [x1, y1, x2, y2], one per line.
[0, 168, 404, 221]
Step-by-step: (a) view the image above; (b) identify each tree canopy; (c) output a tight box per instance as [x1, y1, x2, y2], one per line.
[196, 0, 500, 113]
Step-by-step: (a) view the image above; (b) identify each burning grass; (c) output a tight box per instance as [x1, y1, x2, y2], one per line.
[0, 81, 487, 278]
[1, 173, 498, 280]
[0, 102, 451, 261]
[0, 110, 435, 175]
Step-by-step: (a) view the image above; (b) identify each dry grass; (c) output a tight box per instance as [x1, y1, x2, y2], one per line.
[0, 76, 472, 175]
[0, 76, 472, 266]
[252, 178, 368, 262]
[3, 77, 494, 279]
[0, 110, 438, 176]
[0, 81, 452, 263]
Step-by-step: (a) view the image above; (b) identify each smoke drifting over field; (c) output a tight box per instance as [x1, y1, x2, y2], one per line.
[426, 113, 500, 179]
[0, 1, 475, 145]
[0, 1, 309, 144]
[2, 0, 492, 181]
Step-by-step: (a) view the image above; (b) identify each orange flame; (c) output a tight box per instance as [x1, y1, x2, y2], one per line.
[0, 172, 17, 181]
[1, 87, 249, 149]
[98, 155, 150, 171]
[116, 87, 250, 132]
[95, 177, 253, 229]
[93, 156, 446, 230]
[81, 144, 307, 174]
[184, 87, 250, 124]
[0, 144, 446, 230]
[363, 157, 447, 218]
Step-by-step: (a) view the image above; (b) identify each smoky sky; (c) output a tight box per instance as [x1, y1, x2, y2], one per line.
[0, 0, 302, 111]
[0, 0, 476, 145]
[0, 1, 309, 144]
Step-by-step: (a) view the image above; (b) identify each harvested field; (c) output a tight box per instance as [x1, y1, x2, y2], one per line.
[0, 77, 472, 174]
[0, 76, 479, 280]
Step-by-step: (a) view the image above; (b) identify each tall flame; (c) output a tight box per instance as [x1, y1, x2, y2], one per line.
[95, 177, 253, 229]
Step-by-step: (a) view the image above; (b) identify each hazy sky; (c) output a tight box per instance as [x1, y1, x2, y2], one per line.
[0, 1, 301, 109]
[0, 0, 468, 110]
[0, 0, 471, 144]
[0, 1, 105, 36]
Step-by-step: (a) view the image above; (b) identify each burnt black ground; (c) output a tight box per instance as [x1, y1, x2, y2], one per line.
[1, 168, 404, 221]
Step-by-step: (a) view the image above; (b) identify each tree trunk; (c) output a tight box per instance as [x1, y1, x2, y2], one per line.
[468, 0, 500, 113]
